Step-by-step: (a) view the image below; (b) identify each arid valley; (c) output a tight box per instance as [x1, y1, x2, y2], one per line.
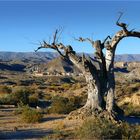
[0, 52, 140, 139]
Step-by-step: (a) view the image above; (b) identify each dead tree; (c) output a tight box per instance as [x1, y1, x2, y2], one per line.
[36, 15, 140, 120]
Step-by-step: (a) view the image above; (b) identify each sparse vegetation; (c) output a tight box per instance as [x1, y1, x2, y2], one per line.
[121, 103, 140, 117]
[0, 51, 140, 140]
[116, 82, 140, 98]
[47, 96, 74, 114]
[76, 117, 140, 140]
[121, 122, 140, 139]
[0, 94, 15, 105]
[76, 117, 121, 139]
[29, 95, 39, 107]
[20, 105, 43, 123]
[13, 89, 30, 105]
[0, 86, 12, 94]
[47, 96, 83, 114]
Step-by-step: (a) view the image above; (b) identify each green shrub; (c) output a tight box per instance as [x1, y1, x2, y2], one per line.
[29, 95, 39, 107]
[1, 86, 12, 94]
[76, 117, 140, 140]
[0, 88, 40, 106]
[13, 89, 30, 105]
[14, 102, 24, 115]
[76, 117, 121, 140]
[61, 83, 71, 89]
[0, 94, 15, 105]
[20, 106, 43, 123]
[0, 89, 31, 105]
[47, 96, 78, 114]
[44, 94, 52, 101]
[121, 103, 140, 117]
[69, 96, 83, 108]
[121, 122, 140, 140]
[48, 96, 69, 114]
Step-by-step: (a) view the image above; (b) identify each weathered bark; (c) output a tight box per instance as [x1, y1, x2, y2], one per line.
[105, 21, 140, 112]
[67, 52, 102, 111]
[84, 73, 102, 110]
[105, 49, 115, 112]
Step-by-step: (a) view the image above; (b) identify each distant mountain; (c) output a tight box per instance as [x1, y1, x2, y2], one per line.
[0, 52, 140, 62]
[0, 52, 58, 63]
[115, 54, 140, 62]
[43, 57, 81, 74]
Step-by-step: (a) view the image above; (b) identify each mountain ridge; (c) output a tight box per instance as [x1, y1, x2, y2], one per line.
[0, 52, 140, 62]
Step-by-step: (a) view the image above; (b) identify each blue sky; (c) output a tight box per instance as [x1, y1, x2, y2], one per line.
[0, 1, 140, 54]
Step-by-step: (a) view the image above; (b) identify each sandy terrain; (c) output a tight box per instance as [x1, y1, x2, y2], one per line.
[0, 108, 67, 140]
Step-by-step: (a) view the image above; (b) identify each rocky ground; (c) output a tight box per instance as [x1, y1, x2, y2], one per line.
[0, 108, 72, 139]
[0, 61, 140, 139]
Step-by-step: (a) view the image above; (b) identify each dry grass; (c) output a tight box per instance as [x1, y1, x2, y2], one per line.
[0, 107, 68, 139]
[0, 108, 81, 139]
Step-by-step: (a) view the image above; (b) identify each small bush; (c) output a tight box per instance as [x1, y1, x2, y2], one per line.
[20, 106, 43, 123]
[121, 122, 140, 139]
[0, 89, 31, 106]
[47, 96, 79, 114]
[29, 95, 39, 107]
[76, 117, 121, 140]
[13, 102, 24, 115]
[44, 94, 52, 101]
[121, 103, 140, 117]
[69, 96, 84, 107]
[48, 96, 69, 114]
[47, 96, 83, 114]
[13, 89, 30, 105]
[0, 94, 15, 105]
[0, 86, 12, 94]
[76, 117, 140, 140]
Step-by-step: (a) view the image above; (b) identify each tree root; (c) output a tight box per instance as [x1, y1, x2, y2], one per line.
[66, 107, 121, 124]
[66, 107, 93, 120]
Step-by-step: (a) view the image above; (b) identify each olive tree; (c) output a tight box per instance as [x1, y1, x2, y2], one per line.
[36, 14, 140, 120]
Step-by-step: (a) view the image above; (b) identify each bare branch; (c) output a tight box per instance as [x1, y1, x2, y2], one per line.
[51, 28, 64, 44]
[74, 37, 94, 47]
[35, 43, 53, 52]
[74, 37, 85, 42]
[103, 36, 111, 44]
[35, 28, 68, 58]
[116, 12, 123, 25]
[56, 27, 64, 43]
[128, 31, 140, 38]
[52, 29, 58, 44]
[116, 12, 128, 32]
[35, 29, 82, 61]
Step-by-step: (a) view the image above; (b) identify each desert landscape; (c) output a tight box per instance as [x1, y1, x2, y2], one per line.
[1, 1, 140, 139]
[0, 52, 140, 139]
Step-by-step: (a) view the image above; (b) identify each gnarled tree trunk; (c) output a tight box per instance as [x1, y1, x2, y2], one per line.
[36, 15, 140, 121]
[68, 52, 102, 112]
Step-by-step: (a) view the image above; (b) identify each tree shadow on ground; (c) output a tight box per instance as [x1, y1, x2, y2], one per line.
[0, 128, 53, 139]
[114, 67, 129, 73]
[0, 63, 25, 72]
[41, 116, 66, 123]
[123, 116, 140, 124]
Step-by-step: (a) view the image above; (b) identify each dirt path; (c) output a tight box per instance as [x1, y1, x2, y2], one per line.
[0, 129, 52, 139]
[0, 108, 66, 139]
